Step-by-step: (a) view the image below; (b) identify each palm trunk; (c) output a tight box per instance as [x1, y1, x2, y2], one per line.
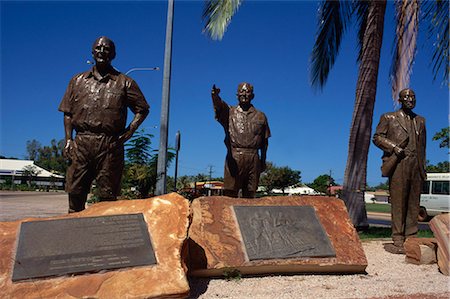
[343, 0, 386, 229]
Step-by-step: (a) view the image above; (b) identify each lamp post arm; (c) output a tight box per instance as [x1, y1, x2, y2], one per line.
[125, 67, 160, 75]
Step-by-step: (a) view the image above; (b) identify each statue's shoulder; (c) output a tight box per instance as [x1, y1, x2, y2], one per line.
[415, 113, 425, 121]
[254, 107, 267, 118]
[252, 108, 268, 124]
[71, 70, 90, 82]
[381, 111, 399, 120]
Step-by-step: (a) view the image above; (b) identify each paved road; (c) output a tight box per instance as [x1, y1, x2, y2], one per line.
[368, 212, 430, 230]
[0, 192, 431, 231]
[0, 191, 68, 221]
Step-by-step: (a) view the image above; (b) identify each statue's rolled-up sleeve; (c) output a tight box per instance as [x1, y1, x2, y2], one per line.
[126, 79, 150, 115]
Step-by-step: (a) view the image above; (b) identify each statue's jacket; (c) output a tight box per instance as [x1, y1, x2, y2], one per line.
[373, 110, 426, 179]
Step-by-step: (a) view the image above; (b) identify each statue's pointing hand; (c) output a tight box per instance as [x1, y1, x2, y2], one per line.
[212, 84, 220, 96]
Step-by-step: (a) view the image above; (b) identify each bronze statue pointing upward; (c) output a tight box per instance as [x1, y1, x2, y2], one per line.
[212, 83, 271, 198]
[59, 36, 149, 213]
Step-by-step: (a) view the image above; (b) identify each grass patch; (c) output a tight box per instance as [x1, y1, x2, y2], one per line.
[365, 203, 391, 214]
[358, 227, 434, 240]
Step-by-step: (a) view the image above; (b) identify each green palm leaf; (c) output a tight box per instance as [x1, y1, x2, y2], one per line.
[203, 0, 243, 40]
[310, 0, 352, 89]
[423, 0, 449, 84]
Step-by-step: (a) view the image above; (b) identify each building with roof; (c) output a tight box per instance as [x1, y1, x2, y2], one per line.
[0, 159, 65, 189]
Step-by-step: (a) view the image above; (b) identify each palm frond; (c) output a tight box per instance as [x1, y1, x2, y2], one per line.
[202, 0, 242, 40]
[390, 0, 419, 104]
[310, 0, 353, 89]
[422, 0, 449, 84]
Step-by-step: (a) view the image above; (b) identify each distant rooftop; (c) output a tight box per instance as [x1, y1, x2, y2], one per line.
[0, 159, 64, 179]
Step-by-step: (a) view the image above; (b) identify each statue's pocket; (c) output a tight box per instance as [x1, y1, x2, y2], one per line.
[102, 91, 123, 109]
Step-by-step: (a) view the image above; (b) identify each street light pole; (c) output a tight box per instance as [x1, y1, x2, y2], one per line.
[155, 0, 174, 195]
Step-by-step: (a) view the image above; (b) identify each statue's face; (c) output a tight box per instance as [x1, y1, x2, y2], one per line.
[237, 84, 254, 105]
[92, 37, 115, 66]
[399, 89, 416, 110]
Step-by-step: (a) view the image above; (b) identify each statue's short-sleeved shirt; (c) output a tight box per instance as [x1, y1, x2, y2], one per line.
[214, 101, 270, 149]
[58, 68, 149, 136]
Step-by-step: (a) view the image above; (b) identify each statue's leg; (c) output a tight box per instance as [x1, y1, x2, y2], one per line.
[242, 152, 259, 198]
[66, 134, 95, 213]
[242, 190, 256, 198]
[96, 136, 124, 201]
[389, 162, 408, 247]
[223, 152, 240, 197]
[405, 164, 422, 239]
[68, 193, 88, 213]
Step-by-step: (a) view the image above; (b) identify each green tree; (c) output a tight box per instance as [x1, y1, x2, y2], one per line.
[432, 127, 449, 149]
[26, 139, 41, 161]
[123, 129, 175, 198]
[426, 160, 450, 173]
[125, 130, 154, 165]
[259, 162, 301, 194]
[367, 180, 389, 191]
[26, 138, 67, 175]
[308, 174, 336, 195]
[21, 165, 41, 187]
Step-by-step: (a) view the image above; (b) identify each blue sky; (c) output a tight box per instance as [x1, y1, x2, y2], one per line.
[1, 1, 448, 186]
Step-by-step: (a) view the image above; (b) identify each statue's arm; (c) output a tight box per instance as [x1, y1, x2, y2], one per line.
[59, 77, 76, 159]
[420, 119, 427, 176]
[119, 79, 150, 144]
[118, 110, 149, 144]
[373, 114, 401, 155]
[260, 139, 268, 172]
[211, 84, 229, 125]
[260, 118, 271, 172]
[63, 113, 74, 159]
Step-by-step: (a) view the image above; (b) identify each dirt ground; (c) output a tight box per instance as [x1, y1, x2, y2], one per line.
[188, 240, 449, 299]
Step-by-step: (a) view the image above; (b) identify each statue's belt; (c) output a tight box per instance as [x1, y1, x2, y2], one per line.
[231, 147, 258, 154]
[76, 131, 120, 137]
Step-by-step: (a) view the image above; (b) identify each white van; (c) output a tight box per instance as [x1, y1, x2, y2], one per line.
[419, 173, 450, 221]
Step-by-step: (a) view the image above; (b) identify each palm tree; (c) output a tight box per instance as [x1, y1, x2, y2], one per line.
[203, 0, 448, 228]
[310, 0, 447, 228]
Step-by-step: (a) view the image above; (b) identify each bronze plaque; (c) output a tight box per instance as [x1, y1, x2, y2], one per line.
[12, 213, 156, 281]
[233, 206, 336, 261]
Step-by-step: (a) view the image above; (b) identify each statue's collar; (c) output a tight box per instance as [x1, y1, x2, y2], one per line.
[87, 66, 119, 82]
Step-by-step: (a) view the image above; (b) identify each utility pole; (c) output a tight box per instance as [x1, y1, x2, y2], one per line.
[173, 131, 181, 192]
[328, 169, 333, 196]
[208, 165, 214, 183]
[155, 0, 174, 195]
[207, 165, 214, 196]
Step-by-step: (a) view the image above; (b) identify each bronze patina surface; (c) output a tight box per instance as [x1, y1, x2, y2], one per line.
[373, 88, 426, 253]
[12, 213, 156, 281]
[211, 83, 270, 198]
[59, 36, 149, 212]
[233, 205, 336, 261]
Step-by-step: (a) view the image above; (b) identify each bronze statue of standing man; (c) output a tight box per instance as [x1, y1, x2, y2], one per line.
[59, 36, 149, 213]
[212, 83, 270, 198]
[373, 88, 426, 254]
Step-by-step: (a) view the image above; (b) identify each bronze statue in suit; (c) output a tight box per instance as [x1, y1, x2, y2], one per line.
[373, 88, 426, 254]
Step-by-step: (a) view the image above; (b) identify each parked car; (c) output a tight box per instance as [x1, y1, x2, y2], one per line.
[419, 173, 450, 221]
